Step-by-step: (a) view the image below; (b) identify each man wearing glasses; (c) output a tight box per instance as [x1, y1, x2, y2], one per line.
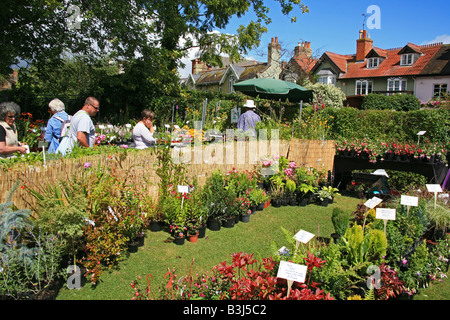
[68, 97, 100, 148]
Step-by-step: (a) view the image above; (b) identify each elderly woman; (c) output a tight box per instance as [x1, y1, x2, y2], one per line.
[0, 101, 28, 158]
[133, 109, 156, 149]
[44, 98, 69, 153]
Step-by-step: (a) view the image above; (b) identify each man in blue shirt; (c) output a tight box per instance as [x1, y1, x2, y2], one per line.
[237, 99, 261, 137]
[44, 98, 69, 153]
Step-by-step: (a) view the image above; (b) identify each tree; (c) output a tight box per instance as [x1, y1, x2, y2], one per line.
[1, 0, 309, 77]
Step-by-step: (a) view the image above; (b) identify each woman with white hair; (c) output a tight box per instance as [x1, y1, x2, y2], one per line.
[0, 101, 28, 158]
[44, 98, 69, 153]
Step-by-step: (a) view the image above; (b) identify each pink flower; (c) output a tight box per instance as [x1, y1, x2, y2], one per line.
[84, 162, 92, 169]
[289, 161, 296, 169]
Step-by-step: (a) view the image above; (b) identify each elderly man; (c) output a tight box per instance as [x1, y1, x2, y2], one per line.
[237, 99, 261, 137]
[68, 97, 100, 148]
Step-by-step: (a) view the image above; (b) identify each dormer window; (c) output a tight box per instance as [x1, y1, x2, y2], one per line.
[367, 57, 379, 68]
[400, 53, 414, 66]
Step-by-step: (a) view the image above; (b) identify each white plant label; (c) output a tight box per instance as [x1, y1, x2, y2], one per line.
[426, 184, 442, 193]
[293, 230, 315, 244]
[376, 208, 396, 221]
[400, 195, 418, 207]
[177, 185, 190, 193]
[276, 261, 307, 283]
[364, 196, 382, 209]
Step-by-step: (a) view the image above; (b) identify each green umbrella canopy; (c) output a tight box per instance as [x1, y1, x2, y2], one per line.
[233, 78, 313, 103]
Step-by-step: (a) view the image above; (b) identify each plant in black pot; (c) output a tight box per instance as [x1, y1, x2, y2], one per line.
[269, 175, 285, 207]
[202, 171, 229, 231]
[285, 179, 297, 206]
[295, 167, 318, 207]
[247, 187, 266, 213]
[331, 208, 350, 243]
[315, 187, 332, 207]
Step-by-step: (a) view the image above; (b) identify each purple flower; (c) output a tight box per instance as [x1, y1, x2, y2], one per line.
[84, 162, 92, 169]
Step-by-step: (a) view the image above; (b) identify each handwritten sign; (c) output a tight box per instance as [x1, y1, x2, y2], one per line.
[276, 261, 307, 283]
[426, 184, 442, 193]
[293, 230, 315, 244]
[400, 195, 418, 207]
[364, 197, 382, 209]
[177, 185, 190, 193]
[376, 208, 396, 221]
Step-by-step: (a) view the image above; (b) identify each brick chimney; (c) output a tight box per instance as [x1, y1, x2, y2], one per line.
[191, 58, 210, 74]
[268, 37, 281, 67]
[294, 41, 312, 59]
[356, 30, 373, 61]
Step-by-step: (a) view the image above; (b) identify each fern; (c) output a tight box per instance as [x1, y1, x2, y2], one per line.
[364, 288, 375, 300]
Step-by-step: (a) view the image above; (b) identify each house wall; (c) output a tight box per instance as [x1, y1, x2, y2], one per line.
[338, 76, 414, 96]
[415, 75, 450, 103]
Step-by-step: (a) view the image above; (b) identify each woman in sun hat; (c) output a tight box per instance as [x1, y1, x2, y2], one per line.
[237, 99, 261, 137]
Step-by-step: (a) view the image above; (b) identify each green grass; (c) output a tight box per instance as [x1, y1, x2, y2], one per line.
[55, 195, 449, 300]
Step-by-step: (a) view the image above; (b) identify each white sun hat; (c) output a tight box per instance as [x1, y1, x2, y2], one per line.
[243, 99, 256, 109]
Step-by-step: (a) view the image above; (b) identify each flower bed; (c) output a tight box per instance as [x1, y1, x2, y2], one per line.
[335, 137, 448, 164]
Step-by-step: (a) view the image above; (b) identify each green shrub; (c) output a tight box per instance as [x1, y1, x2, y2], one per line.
[361, 93, 421, 111]
[331, 208, 350, 238]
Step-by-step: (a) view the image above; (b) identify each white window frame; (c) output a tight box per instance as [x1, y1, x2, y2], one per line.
[318, 75, 336, 85]
[387, 78, 407, 93]
[355, 80, 373, 95]
[229, 75, 236, 93]
[400, 54, 414, 66]
[367, 57, 379, 69]
[433, 83, 448, 98]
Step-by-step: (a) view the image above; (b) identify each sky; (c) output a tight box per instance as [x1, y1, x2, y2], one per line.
[179, 0, 450, 77]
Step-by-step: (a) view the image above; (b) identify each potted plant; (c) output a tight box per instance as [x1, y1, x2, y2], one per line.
[234, 196, 252, 223]
[170, 224, 187, 245]
[269, 175, 285, 207]
[331, 208, 350, 243]
[186, 220, 200, 243]
[247, 188, 266, 213]
[315, 187, 333, 207]
[321, 185, 341, 203]
[285, 179, 297, 206]
[203, 171, 228, 231]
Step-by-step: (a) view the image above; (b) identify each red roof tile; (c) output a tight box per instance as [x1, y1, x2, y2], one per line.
[323, 51, 354, 73]
[339, 43, 443, 79]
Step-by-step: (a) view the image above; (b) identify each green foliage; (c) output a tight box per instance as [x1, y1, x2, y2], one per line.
[304, 82, 347, 109]
[25, 180, 88, 261]
[0, 182, 63, 299]
[365, 229, 388, 262]
[361, 93, 421, 111]
[331, 208, 350, 238]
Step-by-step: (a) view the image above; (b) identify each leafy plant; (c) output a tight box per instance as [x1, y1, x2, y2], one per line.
[331, 208, 350, 239]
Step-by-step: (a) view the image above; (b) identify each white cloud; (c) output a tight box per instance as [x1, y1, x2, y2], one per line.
[421, 34, 450, 45]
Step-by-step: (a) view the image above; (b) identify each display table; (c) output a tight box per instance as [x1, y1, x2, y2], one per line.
[333, 155, 449, 190]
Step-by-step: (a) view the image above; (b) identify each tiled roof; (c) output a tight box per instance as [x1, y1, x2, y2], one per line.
[339, 43, 443, 79]
[322, 52, 355, 73]
[420, 44, 450, 75]
[293, 56, 318, 72]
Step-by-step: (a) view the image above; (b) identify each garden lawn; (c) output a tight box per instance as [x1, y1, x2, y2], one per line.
[56, 195, 360, 300]
[55, 195, 449, 300]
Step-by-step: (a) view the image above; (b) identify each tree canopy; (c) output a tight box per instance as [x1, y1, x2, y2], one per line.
[2, 0, 309, 76]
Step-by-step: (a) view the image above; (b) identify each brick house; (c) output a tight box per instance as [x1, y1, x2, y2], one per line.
[184, 37, 283, 93]
[311, 30, 449, 107]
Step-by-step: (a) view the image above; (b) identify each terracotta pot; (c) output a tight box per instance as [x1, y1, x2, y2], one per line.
[188, 232, 199, 243]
